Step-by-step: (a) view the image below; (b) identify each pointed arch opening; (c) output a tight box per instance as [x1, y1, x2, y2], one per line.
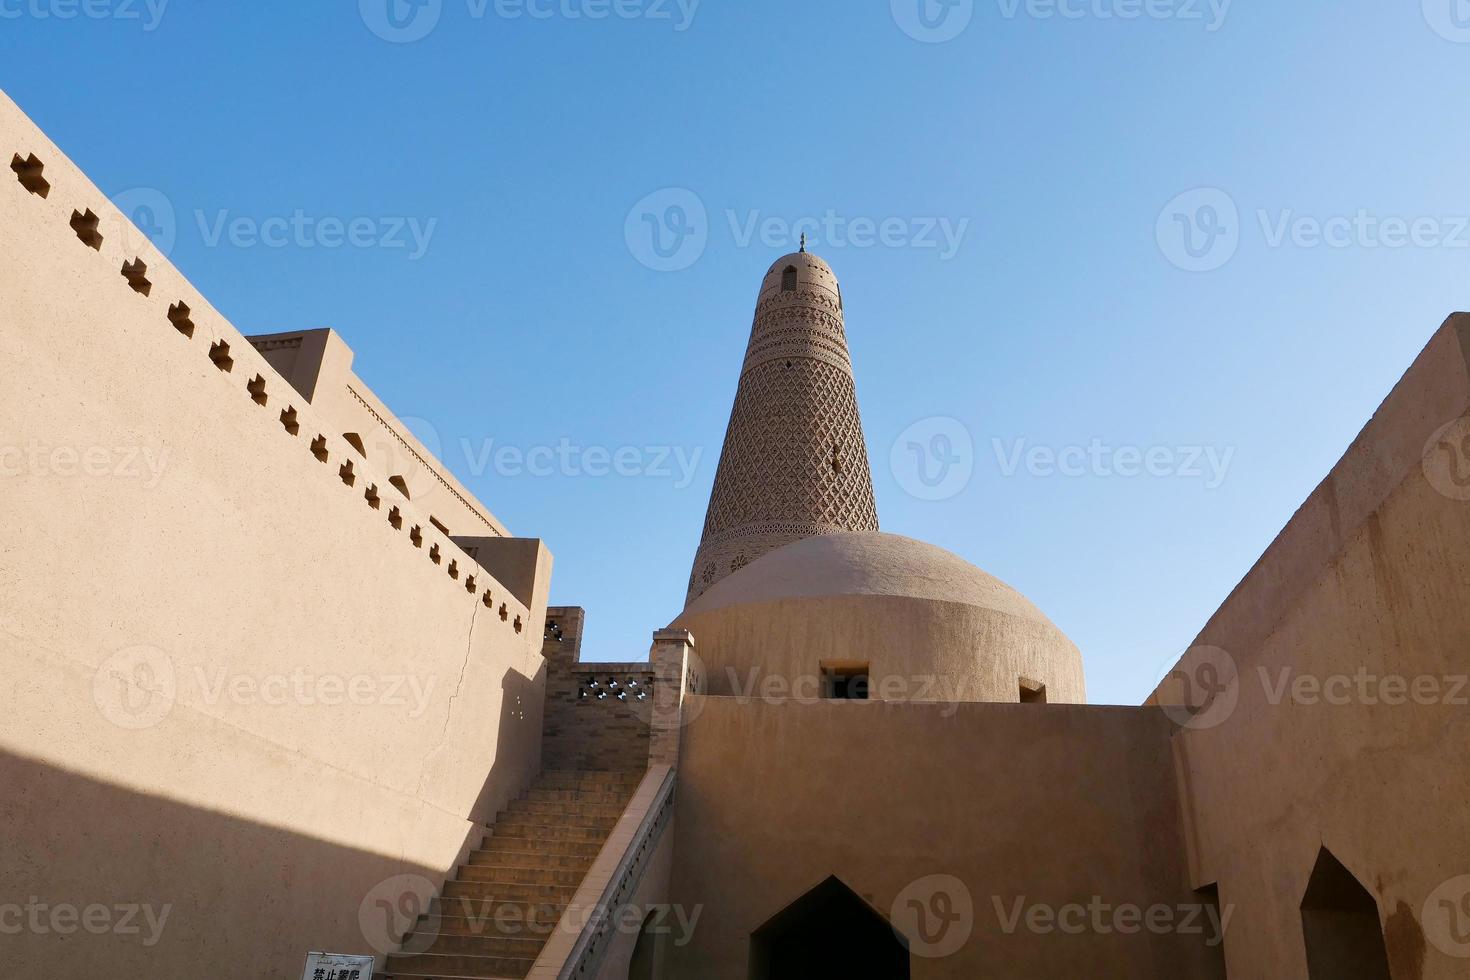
[781, 265, 798, 291]
[749, 875, 909, 980]
[1300, 847, 1392, 980]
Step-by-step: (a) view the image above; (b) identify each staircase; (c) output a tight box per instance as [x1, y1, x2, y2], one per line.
[381, 769, 644, 980]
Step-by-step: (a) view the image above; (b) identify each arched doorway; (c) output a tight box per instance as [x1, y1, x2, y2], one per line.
[749, 876, 910, 980]
[1300, 847, 1392, 979]
[628, 908, 666, 980]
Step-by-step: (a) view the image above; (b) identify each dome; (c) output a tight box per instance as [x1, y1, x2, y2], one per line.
[673, 532, 1086, 705]
[758, 250, 839, 298]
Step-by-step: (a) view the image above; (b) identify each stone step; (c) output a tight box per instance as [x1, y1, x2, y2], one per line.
[495, 808, 618, 831]
[427, 897, 566, 926]
[466, 847, 594, 871]
[474, 835, 604, 860]
[508, 798, 627, 819]
[457, 864, 585, 887]
[490, 819, 612, 842]
[383, 950, 536, 979]
[525, 787, 633, 804]
[413, 910, 562, 940]
[444, 878, 578, 904]
[536, 769, 644, 790]
[400, 927, 548, 959]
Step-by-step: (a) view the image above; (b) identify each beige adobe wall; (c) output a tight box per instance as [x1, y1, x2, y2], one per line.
[1152, 318, 1470, 978]
[0, 88, 550, 977]
[666, 697, 1227, 978]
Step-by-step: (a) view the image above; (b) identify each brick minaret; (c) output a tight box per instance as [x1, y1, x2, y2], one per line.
[685, 248, 879, 605]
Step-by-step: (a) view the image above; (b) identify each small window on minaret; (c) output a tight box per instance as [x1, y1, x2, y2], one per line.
[782, 266, 798, 291]
[1020, 678, 1048, 704]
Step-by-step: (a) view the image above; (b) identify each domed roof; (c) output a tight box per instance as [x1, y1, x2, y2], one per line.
[758, 250, 839, 297]
[681, 531, 1056, 627]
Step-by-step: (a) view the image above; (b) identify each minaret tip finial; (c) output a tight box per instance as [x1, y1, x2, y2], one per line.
[800, 233, 806, 253]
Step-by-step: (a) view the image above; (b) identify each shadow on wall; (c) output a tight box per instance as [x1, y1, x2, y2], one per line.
[0, 663, 545, 980]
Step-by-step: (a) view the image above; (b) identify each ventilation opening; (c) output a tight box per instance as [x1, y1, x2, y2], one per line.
[822, 662, 870, 701]
[429, 543, 442, 565]
[70, 209, 102, 250]
[781, 265, 798, 291]
[11, 153, 49, 197]
[410, 525, 423, 548]
[279, 407, 300, 436]
[310, 436, 330, 463]
[465, 575, 476, 593]
[389, 474, 411, 499]
[343, 432, 367, 456]
[482, 590, 494, 609]
[514, 615, 523, 633]
[499, 603, 509, 622]
[247, 374, 268, 407]
[429, 516, 450, 536]
[167, 302, 195, 338]
[364, 484, 381, 510]
[1300, 848, 1392, 980]
[388, 506, 403, 530]
[338, 460, 356, 487]
[208, 340, 233, 372]
[1019, 678, 1048, 704]
[750, 876, 910, 980]
[829, 445, 844, 475]
[447, 559, 459, 580]
[121, 258, 151, 296]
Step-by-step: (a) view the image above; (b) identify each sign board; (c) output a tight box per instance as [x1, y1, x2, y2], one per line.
[301, 951, 375, 980]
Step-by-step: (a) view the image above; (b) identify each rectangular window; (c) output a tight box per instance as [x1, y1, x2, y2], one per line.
[822, 662, 871, 701]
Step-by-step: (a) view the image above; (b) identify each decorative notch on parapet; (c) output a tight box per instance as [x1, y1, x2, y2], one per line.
[121, 258, 151, 296]
[279, 406, 300, 436]
[70, 209, 102, 250]
[168, 302, 195, 338]
[578, 675, 652, 704]
[247, 374, 269, 407]
[10, 153, 49, 197]
[209, 340, 234, 372]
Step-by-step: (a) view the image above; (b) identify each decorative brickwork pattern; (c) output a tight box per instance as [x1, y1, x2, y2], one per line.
[540, 608, 656, 773]
[686, 253, 879, 604]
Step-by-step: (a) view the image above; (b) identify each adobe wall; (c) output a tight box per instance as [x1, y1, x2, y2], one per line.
[1152, 318, 1470, 978]
[0, 89, 550, 978]
[540, 608, 656, 772]
[666, 697, 1227, 978]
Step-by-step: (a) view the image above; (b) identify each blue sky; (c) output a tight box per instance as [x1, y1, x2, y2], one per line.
[5, 0, 1468, 705]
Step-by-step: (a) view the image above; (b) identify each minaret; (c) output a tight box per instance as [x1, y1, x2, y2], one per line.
[686, 246, 879, 605]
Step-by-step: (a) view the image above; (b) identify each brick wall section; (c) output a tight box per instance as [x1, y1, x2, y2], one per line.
[541, 606, 656, 772]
